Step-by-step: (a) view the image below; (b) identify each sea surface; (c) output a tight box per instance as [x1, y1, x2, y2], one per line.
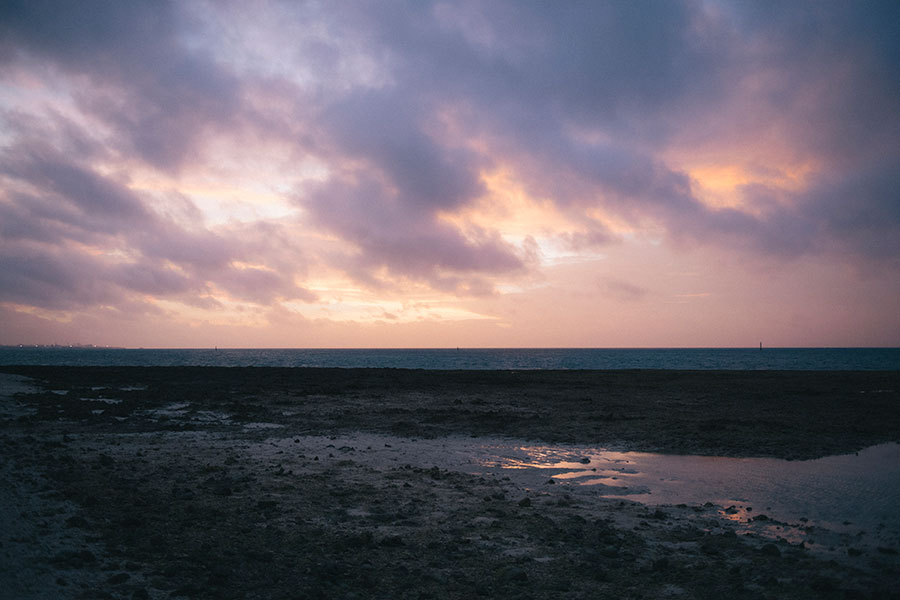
[1, 347, 898, 370]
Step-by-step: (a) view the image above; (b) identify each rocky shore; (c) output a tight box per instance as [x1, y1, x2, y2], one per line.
[2, 367, 899, 599]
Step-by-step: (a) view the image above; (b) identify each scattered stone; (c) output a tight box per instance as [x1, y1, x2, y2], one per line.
[120, 515, 144, 528]
[599, 546, 620, 559]
[65, 515, 90, 528]
[501, 567, 529, 583]
[810, 576, 838, 593]
[106, 572, 130, 585]
[380, 535, 405, 547]
[247, 550, 275, 563]
[171, 583, 202, 597]
[4, 367, 899, 600]
[51, 549, 97, 568]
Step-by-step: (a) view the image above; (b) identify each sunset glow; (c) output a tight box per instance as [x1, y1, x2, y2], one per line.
[1, 1, 898, 348]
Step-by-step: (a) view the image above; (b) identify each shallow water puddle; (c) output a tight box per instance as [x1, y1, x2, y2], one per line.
[80, 397, 123, 404]
[264, 430, 900, 547]
[506, 442, 900, 547]
[0, 374, 40, 418]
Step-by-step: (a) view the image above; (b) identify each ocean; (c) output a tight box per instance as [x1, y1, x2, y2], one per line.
[0, 347, 898, 370]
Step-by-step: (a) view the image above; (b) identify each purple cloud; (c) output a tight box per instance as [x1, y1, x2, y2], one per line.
[1, 0, 899, 326]
[0, 144, 314, 308]
[0, 0, 240, 171]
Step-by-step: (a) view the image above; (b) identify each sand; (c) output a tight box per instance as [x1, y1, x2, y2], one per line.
[1, 366, 899, 599]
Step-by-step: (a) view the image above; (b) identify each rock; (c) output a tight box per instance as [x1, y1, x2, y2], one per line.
[65, 515, 90, 528]
[518, 497, 532, 507]
[247, 550, 275, 563]
[759, 543, 781, 557]
[598, 545, 620, 559]
[701, 534, 738, 556]
[810, 576, 838, 593]
[213, 483, 233, 496]
[170, 583, 202, 597]
[51, 549, 97, 568]
[503, 567, 529, 583]
[120, 515, 144, 528]
[107, 573, 131, 585]
[380, 535, 405, 547]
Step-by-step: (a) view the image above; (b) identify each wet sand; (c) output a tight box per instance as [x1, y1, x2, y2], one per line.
[1, 367, 899, 599]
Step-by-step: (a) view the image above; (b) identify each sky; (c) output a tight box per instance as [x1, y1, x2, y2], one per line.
[1, 0, 899, 348]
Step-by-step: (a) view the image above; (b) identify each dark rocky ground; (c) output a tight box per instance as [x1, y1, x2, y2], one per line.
[1, 367, 899, 599]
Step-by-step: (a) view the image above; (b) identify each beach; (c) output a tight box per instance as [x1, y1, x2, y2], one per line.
[2, 367, 899, 599]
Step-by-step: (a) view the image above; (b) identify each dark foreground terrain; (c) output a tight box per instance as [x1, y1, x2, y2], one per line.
[1, 367, 899, 599]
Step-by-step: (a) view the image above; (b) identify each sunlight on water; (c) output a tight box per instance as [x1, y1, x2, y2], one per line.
[501, 443, 900, 549]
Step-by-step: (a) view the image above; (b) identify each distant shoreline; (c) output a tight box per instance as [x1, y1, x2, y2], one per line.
[2, 346, 898, 370]
[3, 366, 899, 459]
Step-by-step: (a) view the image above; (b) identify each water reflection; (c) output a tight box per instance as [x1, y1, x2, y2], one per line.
[502, 443, 900, 545]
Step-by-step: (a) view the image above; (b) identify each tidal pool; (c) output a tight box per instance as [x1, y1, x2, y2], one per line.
[500, 442, 900, 549]
[262, 429, 900, 553]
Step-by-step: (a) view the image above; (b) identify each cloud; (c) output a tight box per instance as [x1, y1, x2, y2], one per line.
[1, 0, 898, 344]
[321, 90, 486, 212]
[303, 170, 526, 293]
[0, 0, 241, 171]
[1, 143, 152, 233]
[0, 143, 314, 309]
[0, 245, 120, 309]
[802, 160, 900, 262]
[321, 0, 900, 267]
[598, 277, 651, 303]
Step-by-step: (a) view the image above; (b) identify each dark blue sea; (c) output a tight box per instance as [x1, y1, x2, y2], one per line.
[0, 347, 898, 370]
